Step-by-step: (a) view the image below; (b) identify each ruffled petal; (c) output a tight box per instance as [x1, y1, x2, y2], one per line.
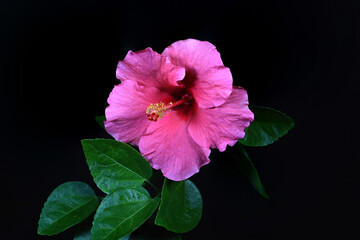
[188, 87, 254, 152]
[162, 39, 233, 108]
[116, 47, 185, 91]
[138, 110, 210, 181]
[189, 65, 233, 109]
[163, 39, 224, 72]
[105, 80, 173, 145]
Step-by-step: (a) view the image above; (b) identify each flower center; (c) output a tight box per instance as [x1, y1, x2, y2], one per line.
[146, 95, 191, 122]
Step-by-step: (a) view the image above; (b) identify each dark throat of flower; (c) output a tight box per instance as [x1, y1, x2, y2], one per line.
[146, 95, 191, 122]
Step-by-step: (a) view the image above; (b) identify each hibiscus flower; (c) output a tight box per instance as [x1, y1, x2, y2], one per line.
[105, 39, 254, 181]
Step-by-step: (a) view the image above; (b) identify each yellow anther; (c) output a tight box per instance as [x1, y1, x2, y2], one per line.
[146, 102, 169, 122]
[145, 96, 191, 122]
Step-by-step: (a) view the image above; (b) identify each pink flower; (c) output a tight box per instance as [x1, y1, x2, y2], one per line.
[105, 39, 254, 181]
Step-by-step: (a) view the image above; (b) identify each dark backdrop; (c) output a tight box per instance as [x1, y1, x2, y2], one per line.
[1, 0, 359, 239]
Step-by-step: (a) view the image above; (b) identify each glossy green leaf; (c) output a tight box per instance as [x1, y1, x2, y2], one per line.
[74, 228, 91, 240]
[95, 115, 106, 130]
[38, 181, 99, 236]
[119, 234, 131, 240]
[74, 229, 130, 240]
[81, 139, 153, 194]
[155, 179, 202, 233]
[228, 144, 269, 198]
[91, 187, 160, 240]
[239, 106, 294, 146]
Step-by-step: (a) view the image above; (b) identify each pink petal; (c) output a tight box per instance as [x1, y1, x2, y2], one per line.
[162, 39, 233, 108]
[116, 47, 185, 90]
[139, 110, 210, 181]
[189, 66, 233, 109]
[188, 87, 254, 152]
[105, 80, 173, 145]
[163, 39, 223, 72]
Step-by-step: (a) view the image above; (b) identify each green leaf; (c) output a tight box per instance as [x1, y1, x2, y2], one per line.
[95, 115, 106, 130]
[91, 187, 160, 240]
[239, 106, 294, 147]
[119, 235, 131, 240]
[81, 139, 153, 194]
[38, 181, 99, 236]
[155, 179, 202, 233]
[74, 228, 91, 240]
[75, 229, 130, 240]
[74, 229, 130, 240]
[228, 143, 269, 198]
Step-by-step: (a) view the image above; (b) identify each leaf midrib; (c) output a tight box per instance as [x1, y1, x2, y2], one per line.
[99, 198, 156, 240]
[88, 143, 146, 181]
[40, 197, 97, 233]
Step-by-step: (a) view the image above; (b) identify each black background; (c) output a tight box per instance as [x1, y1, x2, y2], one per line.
[1, 0, 359, 239]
